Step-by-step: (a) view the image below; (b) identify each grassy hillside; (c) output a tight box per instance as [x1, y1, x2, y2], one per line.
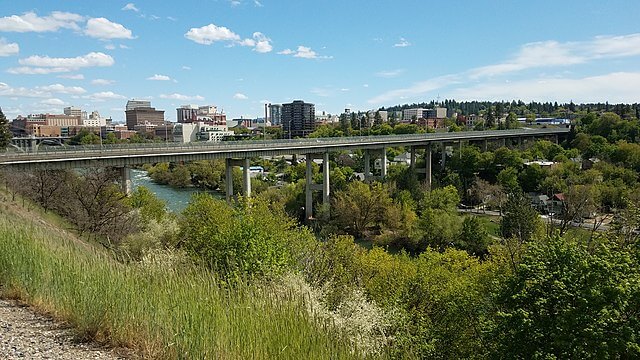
[0, 200, 362, 359]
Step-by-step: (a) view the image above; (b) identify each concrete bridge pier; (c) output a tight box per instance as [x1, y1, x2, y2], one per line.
[323, 152, 330, 205]
[441, 142, 447, 169]
[225, 158, 233, 203]
[410, 147, 416, 169]
[224, 158, 252, 203]
[364, 150, 371, 181]
[304, 152, 330, 220]
[380, 148, 387, 178]
[483, 139, 488, 152]
[243, 158, 251, 198]
[119, 166, 132, 196]
[425, 144, 432, 190]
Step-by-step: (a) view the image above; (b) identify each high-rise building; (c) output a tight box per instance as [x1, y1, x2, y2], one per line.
[125, 106, 165, 130]
[268, 104, 282, 126]
[63, 106, 82, 118]
[126, 99, 152, 111]
[282, 100, 315, 138]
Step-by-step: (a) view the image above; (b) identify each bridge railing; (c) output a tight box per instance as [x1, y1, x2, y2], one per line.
[1, 128, 569, 159]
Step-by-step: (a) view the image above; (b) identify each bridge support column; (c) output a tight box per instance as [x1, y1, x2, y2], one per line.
[243, 158, 251, 198]
[459, 140, 463, 159]
[381, 148, 387, 178]
[518, 137, 523, 149]
[323, 152, 330, 205]
[553, 134, 559, 144]
[364, 150, 371, 181]
[441, 142, 446, 169]
[483, 139, 488, 152]
[225, 158, 233, 203]
[410, 147, 416, 169]
[120, 166, 132, 196]
[501, 138, 507, 148]
[305, 154, 314, 220]
[425, 144, 432, 190]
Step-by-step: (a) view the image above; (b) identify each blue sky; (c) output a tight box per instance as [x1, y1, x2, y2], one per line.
[0, 0, 639, 122]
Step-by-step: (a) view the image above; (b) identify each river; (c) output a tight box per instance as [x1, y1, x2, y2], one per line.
[130, 169, 223, 213]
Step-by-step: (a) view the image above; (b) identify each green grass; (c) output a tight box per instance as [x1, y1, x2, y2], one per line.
[0, 207, 364, 359]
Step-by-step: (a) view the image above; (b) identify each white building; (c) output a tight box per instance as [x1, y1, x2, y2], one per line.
[173, 122, 234, 143]
[82, 111, 107, 127]
[403, 108, 425, 122]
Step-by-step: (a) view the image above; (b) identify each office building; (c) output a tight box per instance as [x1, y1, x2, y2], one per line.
[282, 100, 315, 138]
[268, 104, 282, 125]
[126, 99, 152, 111]
[176, 104, 226, 124]
[125, 105, 165, 130]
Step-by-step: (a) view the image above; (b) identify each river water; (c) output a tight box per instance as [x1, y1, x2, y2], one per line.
[130, 169, 223, 213]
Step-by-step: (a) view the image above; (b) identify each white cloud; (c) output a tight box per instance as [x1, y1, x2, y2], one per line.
[254, 0, 264, 7]
[19, 52, 114, 68]
[369, 32, 640, 105]
[368, 74, 460, 104]
[185, 24, 272, 53]
[393, 37, 410, 47]
[470, 33, 640, 78]
[84, 18, 133, 40]
[375, 69, 405, 78]
[41, 98, 65, 106]
[104, 44, 116, 50]
[91, 79, 115, 85]
[451, 72, 640, 104]
[0, 11, 84, 33]
[182, 65, 191, 70]
[0, 38, 19, 56]
[233, 93, 248, 100]
[58, 74, 84, 80]
[239, 32, 272, 53]
[0, 82, 49, 98]
[122, 3, 139, 12]
[278, 45, 331, 59]
[160, 93, 204, 101]
[83, 91, 127, 101]
[185, 24, 240, 45]
[10, 52, 115, 74]
[147, 74, 171, 81]
[7, 67, 72, 75]
[37, 84, 86, 95]
[119, 44, 130, 49]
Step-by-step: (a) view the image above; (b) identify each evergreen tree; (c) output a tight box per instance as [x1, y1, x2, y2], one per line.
[0, 107, 11, 149]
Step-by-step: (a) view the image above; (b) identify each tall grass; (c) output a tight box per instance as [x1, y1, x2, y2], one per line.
[0, 210, 363, 359]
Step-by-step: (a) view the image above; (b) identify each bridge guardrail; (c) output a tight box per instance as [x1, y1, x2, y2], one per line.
[1, 128, 569, 161]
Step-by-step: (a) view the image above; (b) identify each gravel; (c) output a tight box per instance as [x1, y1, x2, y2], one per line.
[0, 298, 130, 359]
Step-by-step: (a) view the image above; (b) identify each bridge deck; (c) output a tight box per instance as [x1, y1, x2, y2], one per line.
[0, 128, 569, 170]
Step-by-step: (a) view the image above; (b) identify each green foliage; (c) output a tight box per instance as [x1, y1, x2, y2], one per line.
[419, 185, 460, 213]
[127, 186, 167, 225]
[179, 194, 314, 278]
[500, 192, 543, 243]
[0, 210, 358, 359]
[490, 235, 640, 359]
[331, 181, 394, 238]
[0, 107, 11, 149]
[497, 167, 520, 193]
[457, 216, 491, 257]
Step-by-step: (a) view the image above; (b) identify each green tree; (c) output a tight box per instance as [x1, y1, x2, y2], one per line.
[0, 107, 11, 149]
[500, 192, 542, 243]
[332, 181, 393, 238]
[457, 216, 491, 257]
[490, 235, 640, 359]
[179, 194, 314, 278]
[128, 186, 167, 225]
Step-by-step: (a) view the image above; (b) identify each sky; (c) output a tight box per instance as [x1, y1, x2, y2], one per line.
[0, 0, 639, 123]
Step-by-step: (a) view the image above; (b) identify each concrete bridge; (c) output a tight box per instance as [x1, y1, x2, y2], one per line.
[0, 128, 569, 219]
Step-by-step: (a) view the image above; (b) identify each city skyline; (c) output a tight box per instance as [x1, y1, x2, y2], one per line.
[0, 0, 639, 122]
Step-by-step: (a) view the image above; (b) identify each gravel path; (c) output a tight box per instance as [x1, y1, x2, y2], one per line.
[0, 299, 129, 359]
